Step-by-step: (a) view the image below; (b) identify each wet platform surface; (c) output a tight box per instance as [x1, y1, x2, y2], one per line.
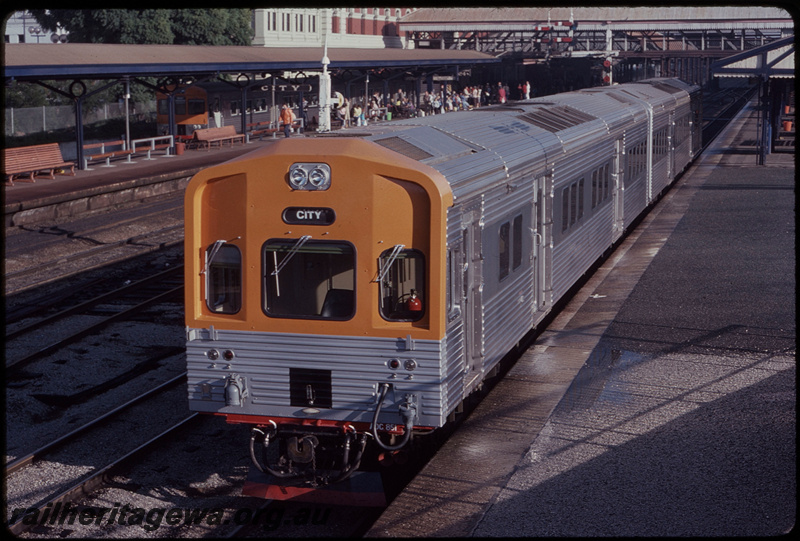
[366, 102, 795, 536]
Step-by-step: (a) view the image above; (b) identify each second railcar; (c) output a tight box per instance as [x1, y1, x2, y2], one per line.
[184, 77, 701, 489]
[156, 85, 208, 135]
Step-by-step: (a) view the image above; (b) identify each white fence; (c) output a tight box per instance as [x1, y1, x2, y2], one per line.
[5, 100, 156, 137]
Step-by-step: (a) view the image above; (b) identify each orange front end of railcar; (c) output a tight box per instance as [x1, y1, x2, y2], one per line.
[184, 137, 452, 338]
[184, 138, 452, 490]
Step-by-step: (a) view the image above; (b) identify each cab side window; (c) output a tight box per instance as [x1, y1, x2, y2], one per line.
[378, 248, 425, 322]
[205, 243, 242, 314]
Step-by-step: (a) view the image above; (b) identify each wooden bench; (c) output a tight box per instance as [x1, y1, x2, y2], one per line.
[4, 143, 76, 186]
[247, 121, 278, 140]
[83, 140, 134, 168]
[191, 126, 245, 150]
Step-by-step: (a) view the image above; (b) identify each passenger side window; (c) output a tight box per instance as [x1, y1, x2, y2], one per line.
[499, 213, 524, 281]
[561, 178, 585, 234]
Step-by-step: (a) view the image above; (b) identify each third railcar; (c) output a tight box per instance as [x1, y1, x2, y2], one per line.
[184, 78, 702, 489]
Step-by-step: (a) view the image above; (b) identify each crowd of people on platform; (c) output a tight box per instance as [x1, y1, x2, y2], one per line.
[329, 80, 534, 128]
[280, 80, 535, 134]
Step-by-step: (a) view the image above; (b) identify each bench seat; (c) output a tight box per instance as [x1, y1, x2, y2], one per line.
[83, 140, 134, 167]
[192, 126, 245, 150]
[4, 143, 76, 185]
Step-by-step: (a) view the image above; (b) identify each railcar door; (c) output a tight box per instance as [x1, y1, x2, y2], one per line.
[461, 207, 484, 391]
[613, 138, 625, 240]
[532, 177, 543, 314]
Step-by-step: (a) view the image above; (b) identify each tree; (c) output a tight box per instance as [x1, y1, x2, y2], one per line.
[29, 9, 253, 45]
[170, 9, 254, 46]
[22, 9, 254, 107]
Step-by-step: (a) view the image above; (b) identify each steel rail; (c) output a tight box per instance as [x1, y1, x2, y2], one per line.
[6, 413, 201, 537]
[4, 224, 184, 283]
[6, 372, 187, 476]
[5, 265, 184, 340]
[6, 285, 183, 373]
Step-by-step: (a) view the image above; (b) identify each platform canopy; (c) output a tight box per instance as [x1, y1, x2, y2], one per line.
[711, 36, 794, 79]
[3, 43, 498, 81]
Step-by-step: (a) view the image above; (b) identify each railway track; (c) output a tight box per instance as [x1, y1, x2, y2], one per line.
[4, 225, 184, 295]
[6, 407, 199, 537]
[5, 265, 184, 375]
[4, 192, 185, 295]
[701, 85, 758, 149]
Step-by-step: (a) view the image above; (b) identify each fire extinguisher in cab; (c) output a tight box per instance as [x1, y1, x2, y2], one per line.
[407, 289, 422, 312]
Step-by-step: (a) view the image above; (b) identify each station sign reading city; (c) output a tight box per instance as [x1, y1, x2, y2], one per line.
[282, 207, 336, 225]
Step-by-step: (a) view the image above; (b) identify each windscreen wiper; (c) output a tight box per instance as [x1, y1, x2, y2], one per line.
[271, 235, 312, 276]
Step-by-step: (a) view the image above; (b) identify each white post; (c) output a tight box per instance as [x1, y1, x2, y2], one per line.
[124, 78, 131, 151]
[318, 32, 332, 132]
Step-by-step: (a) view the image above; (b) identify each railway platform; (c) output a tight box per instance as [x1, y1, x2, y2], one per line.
[366, 102, 795, 536]
[3, 133, 288, 228]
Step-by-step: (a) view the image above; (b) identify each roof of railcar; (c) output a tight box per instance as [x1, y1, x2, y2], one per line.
[354, 79, 693, 199]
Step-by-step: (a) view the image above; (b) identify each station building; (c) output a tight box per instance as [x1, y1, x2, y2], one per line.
[3, 10, 68, 44]
[252, 8, 418, 49]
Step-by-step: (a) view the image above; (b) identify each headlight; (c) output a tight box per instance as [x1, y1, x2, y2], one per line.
[308, 166, 330, 189]
[289, 167, 308, 189]
[288, 163, 331, 191]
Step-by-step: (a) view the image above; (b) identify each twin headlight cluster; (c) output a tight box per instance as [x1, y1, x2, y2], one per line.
[288, 163, 332, 191]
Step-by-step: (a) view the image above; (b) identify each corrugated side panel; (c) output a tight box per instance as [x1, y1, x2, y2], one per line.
[552, 204, 615, 300]
[549, 126, 620, 299]
[552, 136, 615, 192]
[444, 207, 467, 410]
[651, 153, 671, 198]
[623, 121, 649, 223]
[481, 180, 536, 365]
[187, 330, 448, 427]
[650, 107, 673, 199]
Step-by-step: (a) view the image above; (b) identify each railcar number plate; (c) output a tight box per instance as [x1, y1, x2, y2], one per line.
[374, 423, 403, 434]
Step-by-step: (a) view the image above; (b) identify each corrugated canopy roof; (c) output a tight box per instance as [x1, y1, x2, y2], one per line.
[3, 43, 498, 81]
[400, 6, 793, 27]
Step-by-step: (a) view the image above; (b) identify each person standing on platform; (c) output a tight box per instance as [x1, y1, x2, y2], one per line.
[280, 103, 295, 138]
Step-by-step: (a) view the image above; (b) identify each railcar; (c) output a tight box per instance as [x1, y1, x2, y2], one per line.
[157, 82, 319, 136]
[156, 85, 208, 135]
[184, 78, 701, 494]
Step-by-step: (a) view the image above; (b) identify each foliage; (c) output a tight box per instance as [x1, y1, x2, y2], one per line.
[6, 79, 132, 109]
[28, 9, 253, 45]
[8, 9, 254, 137]
[170, 9, 254, 45]
[5, 115, 157, 149]
[5, 81, 50, 108]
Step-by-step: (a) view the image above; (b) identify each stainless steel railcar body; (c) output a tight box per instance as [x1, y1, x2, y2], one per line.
[184, 78, 701, 485]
